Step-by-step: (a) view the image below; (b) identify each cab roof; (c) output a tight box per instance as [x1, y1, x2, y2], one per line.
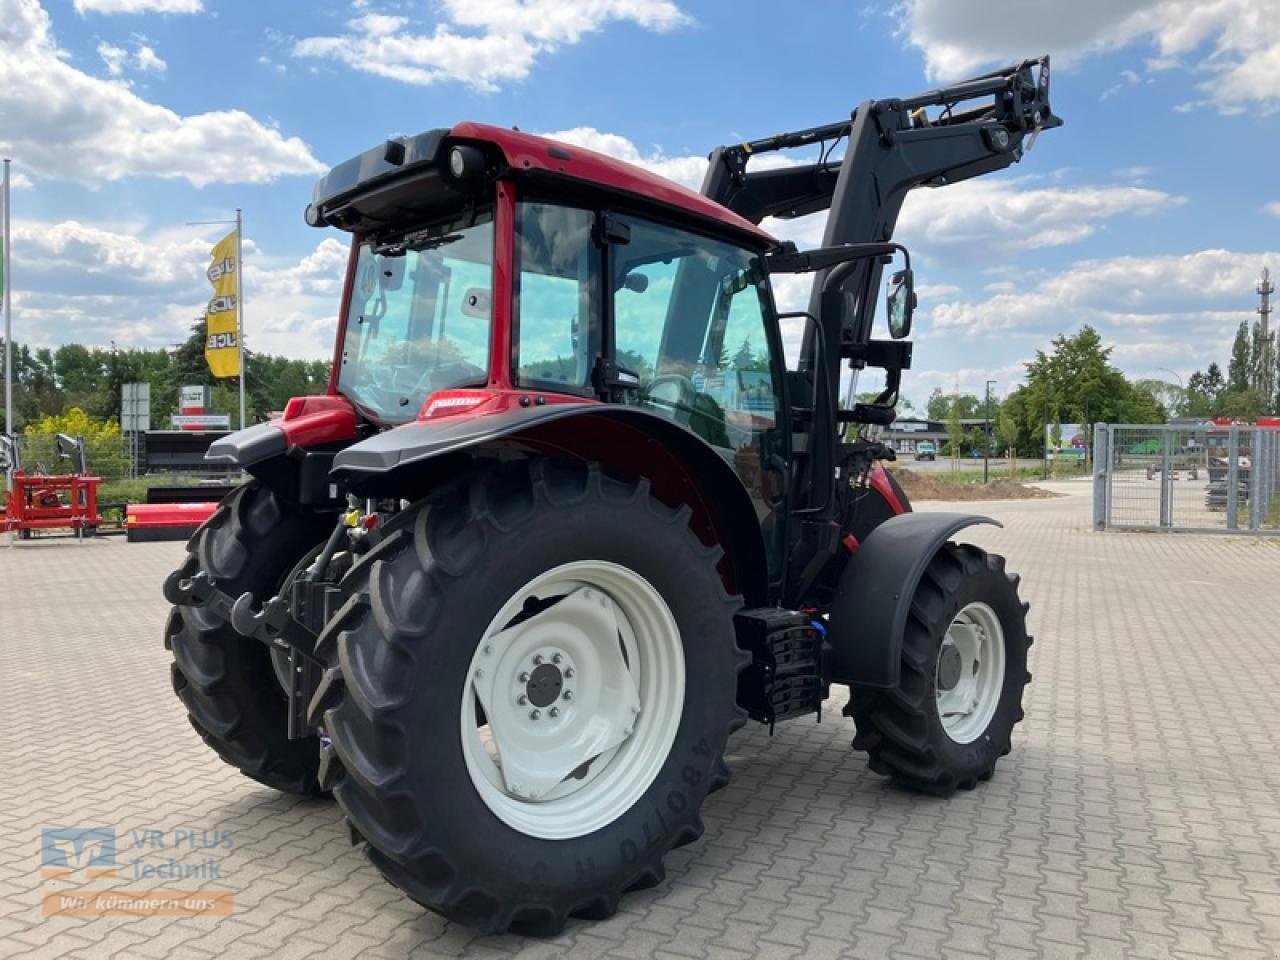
[307, 122, 777, 249]
[450, 123, 776, 247]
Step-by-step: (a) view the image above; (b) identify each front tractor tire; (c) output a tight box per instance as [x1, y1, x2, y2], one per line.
[848, 542, 1031, 795]
[166, 482, 333, 795]
[310, 459, 746, 935]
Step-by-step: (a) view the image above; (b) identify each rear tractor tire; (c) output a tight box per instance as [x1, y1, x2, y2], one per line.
[310, 459, 747, 935]
[847, 542, 1031, 795]
[166, 482, 333, 795]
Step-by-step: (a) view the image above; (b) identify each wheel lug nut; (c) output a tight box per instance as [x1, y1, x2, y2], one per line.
[530, 709, 541, 720]
[549, 707, 560, 718]
[562, 690, 573, 701]
[519, 672, 529, 682]
[517, 695, 528, 706]
[551, 653, 562, 665]
[533, 654, 544, 665]
[564, 668, 574, 679]
[483, 644, 492, 655]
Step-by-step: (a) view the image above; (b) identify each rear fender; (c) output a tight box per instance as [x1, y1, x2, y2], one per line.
[826, 512, 999, 687]
[332, 402, 769, 605]
[205, 395, 358, 507]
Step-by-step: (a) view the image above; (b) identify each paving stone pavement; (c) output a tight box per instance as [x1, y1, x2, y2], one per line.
[1, 484, 1279, 959]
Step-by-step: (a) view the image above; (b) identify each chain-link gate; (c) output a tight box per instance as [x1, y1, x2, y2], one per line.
[1093, 423, 1280, 534]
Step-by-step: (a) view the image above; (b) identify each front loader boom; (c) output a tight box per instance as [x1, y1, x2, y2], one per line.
[701, 57, 1059, 601]
[702, 56, 1058, 358]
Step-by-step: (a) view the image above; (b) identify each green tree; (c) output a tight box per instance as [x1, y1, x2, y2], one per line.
[1216, 388, 1265, 420]
[53, 344, 102, 407]
[1135, 378, 1184, 418]
[1228, 321, 1252, 392]
[1002, 326, 1166, 452]
[927, 387, 981, 420]
[1185, 363, 1225, 417]
[997, 406, 1019, 458]
[946, 395, 963, 458]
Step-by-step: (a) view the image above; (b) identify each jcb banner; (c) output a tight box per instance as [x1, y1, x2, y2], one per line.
[204, 229, 240, 378]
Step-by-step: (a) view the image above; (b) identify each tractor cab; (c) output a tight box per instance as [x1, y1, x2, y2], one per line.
[311, 124, 800, 437]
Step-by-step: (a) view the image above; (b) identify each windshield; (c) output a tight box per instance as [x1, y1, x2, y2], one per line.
[337, 210, 493, 423]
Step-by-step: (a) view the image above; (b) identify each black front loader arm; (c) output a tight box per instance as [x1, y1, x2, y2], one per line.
[701, 57, 1057, 606]
[702, 56, 1059, 362]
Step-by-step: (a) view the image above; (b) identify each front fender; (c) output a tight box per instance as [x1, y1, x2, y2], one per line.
[206, 396, 359, 469]
[826, 512, 1000, 688]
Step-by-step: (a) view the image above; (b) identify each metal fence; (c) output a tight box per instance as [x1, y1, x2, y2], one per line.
[8, 434, 134, 483]
[1093, 423, 1280, 534]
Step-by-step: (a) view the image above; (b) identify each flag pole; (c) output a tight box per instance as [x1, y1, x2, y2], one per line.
[3, 159, 12, 461]
[235, 207, 246, 430]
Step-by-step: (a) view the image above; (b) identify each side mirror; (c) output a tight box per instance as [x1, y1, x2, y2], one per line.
[886, 269, 915, 339]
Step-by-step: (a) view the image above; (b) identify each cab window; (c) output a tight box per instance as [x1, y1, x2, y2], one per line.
[514, 203, 598, 392]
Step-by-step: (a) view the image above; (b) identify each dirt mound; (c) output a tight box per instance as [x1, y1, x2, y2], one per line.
[889, 468, 1060, 502]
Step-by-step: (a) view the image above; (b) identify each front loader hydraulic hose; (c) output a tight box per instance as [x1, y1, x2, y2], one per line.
[311, 514, 349, 582]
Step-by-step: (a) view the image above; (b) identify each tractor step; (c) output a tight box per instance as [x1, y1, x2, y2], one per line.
[734, 608, 830, 733]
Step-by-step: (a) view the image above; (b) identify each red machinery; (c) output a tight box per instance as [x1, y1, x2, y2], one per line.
[1, 433, 102, 537]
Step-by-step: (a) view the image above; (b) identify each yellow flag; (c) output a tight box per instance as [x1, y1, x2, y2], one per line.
[204, 229, 240, 378]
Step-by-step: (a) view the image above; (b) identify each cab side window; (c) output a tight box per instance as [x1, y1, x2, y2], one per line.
[611, 218, 779, 452]
[514, 203, 598, 391]
[610, 214, 785, 576]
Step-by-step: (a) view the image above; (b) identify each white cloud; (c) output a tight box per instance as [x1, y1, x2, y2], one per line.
[897, 178, 1182, 258]
[1263, 202, 1280, 218]
[292, 0, 690, 92]
[74, 0, 201, 13]
[97, 41, 127, 76]
[133, 43, 165, 72]
[12, 219, 210, 288]
[1, 0, 324, 186]
[7, 217, 348, 359]
[760, 175, 1181, 264]
[924, 249, 1278, 366]
[540, 126, 801, 193]
[539, 127, 710, 189]
[251, 237, 349, 300]
[98, 39, 164, 76]
[898, 0, 1280, 114]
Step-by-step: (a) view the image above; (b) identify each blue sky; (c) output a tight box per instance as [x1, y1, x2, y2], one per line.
[4, 0, 1280, 405]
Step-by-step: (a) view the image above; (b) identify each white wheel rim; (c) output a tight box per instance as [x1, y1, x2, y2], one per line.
[460, 560, 685, 840]
[935, 601, 1006, 744]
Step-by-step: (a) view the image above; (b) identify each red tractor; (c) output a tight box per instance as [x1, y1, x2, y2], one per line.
[165, 58, 1056, 933]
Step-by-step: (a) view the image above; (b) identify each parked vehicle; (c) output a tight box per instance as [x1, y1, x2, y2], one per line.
[914, 441, 937, 461]
[164, 57, 1057, 934]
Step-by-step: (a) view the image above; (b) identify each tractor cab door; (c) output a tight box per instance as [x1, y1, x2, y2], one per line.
[604, 213, 790, 581]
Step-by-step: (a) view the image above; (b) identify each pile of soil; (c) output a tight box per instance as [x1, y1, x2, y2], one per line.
[889, 468, 1060, 502]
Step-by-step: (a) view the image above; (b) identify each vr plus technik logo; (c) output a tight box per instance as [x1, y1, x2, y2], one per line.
[41, 828, 117, 879]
